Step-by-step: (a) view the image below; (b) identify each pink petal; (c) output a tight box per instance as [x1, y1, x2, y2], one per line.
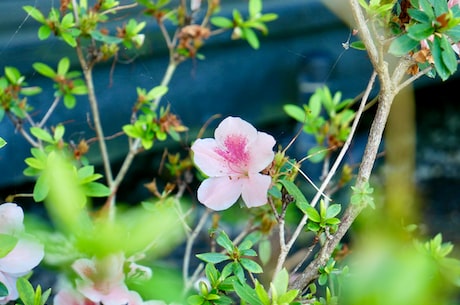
[0, 272, 18, 303]
[191, 138, 232, 176]
[72, 258, 96, 283]
[54, 288, 97, 305]
[247, 131, 275, 173]
[0, 203, 24, 235]
[214, 117, 258, 147]
[0, 238, 44, 275]
[78, 282, 131, 305]
[197, 176, 244, 210]
[241, 173, 272, 208]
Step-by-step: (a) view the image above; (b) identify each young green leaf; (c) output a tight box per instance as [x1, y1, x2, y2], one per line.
[216, 231, 234, 253]
[196, 252, 230, 264]
[33, 63, 56, 78]
[240, 258, 263, 273]
[389, 34, 419, 56]
[0, 137, 6, 148]
[0, 234, 18, 258]
[16, 277, 35, 305]
[233, 281, 264, 305]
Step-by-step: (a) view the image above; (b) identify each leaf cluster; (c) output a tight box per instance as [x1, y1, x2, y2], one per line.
[33, 58, 87, 108]
[284, 87, 354, 163]
[211, 0, 278, 49]
[388, 0, 460, 80]
[0, 67, 41, 122]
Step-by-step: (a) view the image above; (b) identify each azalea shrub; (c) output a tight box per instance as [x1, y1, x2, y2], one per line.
[1, 0, 460, 305]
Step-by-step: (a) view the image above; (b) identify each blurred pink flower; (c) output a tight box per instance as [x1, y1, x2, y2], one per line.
[0, 203, 44, 305]
[68, 253, 154, 305]
[191, 116, 275, 210]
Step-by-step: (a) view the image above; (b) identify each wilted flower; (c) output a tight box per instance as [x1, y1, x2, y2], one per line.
[191, 116, 275, 210]
[0, 203, 44, 305]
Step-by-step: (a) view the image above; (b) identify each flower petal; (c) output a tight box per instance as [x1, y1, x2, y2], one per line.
[191, 138, 232, 176]
[241, 173, 272, 208]
[214, 117, 258, 147]
[0, 203, 24, 235]
[197, 176, 243, 211]
[0, 272, 18, 303]
[0, 238, 44, 275]
[247, 131, 275, 173]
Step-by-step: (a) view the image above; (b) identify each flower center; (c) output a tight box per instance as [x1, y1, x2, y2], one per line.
[216, 134, 250, 171]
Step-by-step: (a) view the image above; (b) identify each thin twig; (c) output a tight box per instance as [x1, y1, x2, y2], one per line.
[38, 96, 60, 128]
[272, 71, 377, 281]
[183, 208, 211, 288]
[101, 2, 138, 15]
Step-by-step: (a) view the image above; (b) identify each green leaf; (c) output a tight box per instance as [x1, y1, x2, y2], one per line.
[196, 252, 230, 264]
[278, 289, 299, 304]
[254, 281, 270, 305]
[216, 231, 234, 253]
[53, 124, 65, 141]
[0, 137, 6, 148]
[30, 127, 54, 143]
[278, 179, 309, 213]
[83, 182, 111, 197]
[305, 205, 321, 223]
[23, 6, 46, 23]
[233, 281, 264, 305]
[0, 282, 7, 298]
[258, 239, 271, 266]
[147, 85, 168, 100]
[257, 13, 278, 22]
[211, 16, 234, 28]
[64, 94, 76, 108]
[240, 258, 263, 273]
[25, 157, 45, 170]
[283, 104, 306, 122]
[20, 86, 42, 96]
[38, 25, 52, 40]
[249, 0, 262, 17]
[325, 204, 341, 219]
[431, 36, 451, 80]
[16, 277, 35, 305]
[407, 23, 435, 41]
[33, 63, 56, 78]
[272, 268, 289, 296]
[57, 57, 70, 76]
[187, 295, 204, 305]
[90, 30, 123, 44]
[408, 8, 430, 23]
[350, 40, 366, 50]
[61, 32, 77, 47]
[439, 36, 458, 75]
[389, 34, 420, 56]
[4, 67, 21, 84]
[33, 174, 50, 202]
[0, 234, 18, 258]
[318, 273, 328, 286]
[242, 27, 260, 49]
[307, 146, 327, 163]
[232, 262, 246, 283]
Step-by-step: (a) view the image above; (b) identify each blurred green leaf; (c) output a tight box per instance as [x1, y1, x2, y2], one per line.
[0, 234, 18, 258]
[389, 34, 419, 56]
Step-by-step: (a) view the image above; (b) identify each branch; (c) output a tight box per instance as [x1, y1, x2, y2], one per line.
[290, 70, 396, 290]
[273, 71, 377, 281]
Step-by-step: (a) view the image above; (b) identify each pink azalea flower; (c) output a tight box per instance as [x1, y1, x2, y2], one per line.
[191, 116, 275, 210]
[0, 203, 44, 305]
[70, 253, 155, 305]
